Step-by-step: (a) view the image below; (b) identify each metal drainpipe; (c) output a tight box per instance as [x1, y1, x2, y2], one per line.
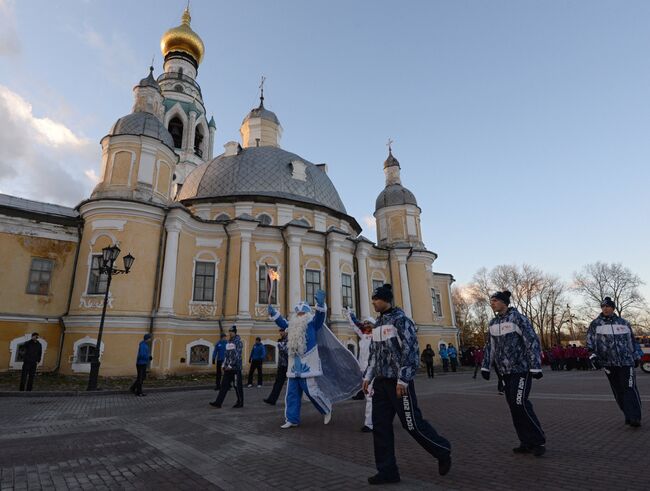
[148, 212, 168, 338]
[54, 220, 84, 373]
[218, 223, 231, 335]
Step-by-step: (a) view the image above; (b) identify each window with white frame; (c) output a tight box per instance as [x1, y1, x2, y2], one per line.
[256, 213, 272, 225]
[264, 344, 276, 363]
[189, 344, 210, 365]
[432, 288, 443, 316]
[76, 343, 97, 363]
[193, 261, 215, 301]
[342, 273, 353, 309]
[215, 213, 230, 221]
[305, 269, 321, 305]
[87, 255, 108, 294]
[372, 279, 384, 292]
[258, 264, 278, 304]
[26, 258, 54, 295]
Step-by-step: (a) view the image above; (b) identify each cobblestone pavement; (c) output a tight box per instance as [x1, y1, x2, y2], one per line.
[0, 370, 648, 490]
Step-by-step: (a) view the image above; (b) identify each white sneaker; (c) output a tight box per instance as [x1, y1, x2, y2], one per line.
[247, 384, 253, 388]
[257, 385, 262, 388]
[280, 421, 298, 429]
[323, 412, 332, 425]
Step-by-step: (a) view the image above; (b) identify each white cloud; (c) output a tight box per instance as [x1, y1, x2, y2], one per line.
[0, 84, 99, 206]
[362, 215, 377, 230]
[0, 0, 21, 57]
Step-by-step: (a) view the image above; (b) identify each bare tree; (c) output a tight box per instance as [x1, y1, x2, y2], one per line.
[573, 262, 646, 317]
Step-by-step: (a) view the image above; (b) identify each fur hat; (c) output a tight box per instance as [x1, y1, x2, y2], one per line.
[294, 301, 313, 314]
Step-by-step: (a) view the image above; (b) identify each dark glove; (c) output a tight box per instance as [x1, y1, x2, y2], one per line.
[481, 370, 490, 381]
[531, 371, 543, 380]
[634, 360, 640, 368]
[149, 356, 153, 361]
[589, 354, 602, 370]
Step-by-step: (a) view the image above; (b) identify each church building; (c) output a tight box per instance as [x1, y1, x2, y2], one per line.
[0, 8, 458, 376]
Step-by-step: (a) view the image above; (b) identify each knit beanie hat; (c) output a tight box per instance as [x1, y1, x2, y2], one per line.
[372, 283, 394, 303]
[143, 333, 152, 341]
[491, 290, 512, 305]
[601, 297, 616, 309]
[229, 325, 237, 333]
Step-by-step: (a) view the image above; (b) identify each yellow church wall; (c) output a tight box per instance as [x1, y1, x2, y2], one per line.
[431, 276, 454, 327]
[207, 206, 235, 220]
[224, 235, 242, 318]
[0, 320, 61, 372]
[102, 145, 142, 192]
[388, 258, 403, 308]
[407, 262, 435, 326]
[252, 206, 277, 223]
[0, 232, 77, 317]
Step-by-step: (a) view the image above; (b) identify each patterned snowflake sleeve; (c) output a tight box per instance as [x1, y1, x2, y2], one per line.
[397, 315, 419, 385]
[518, 313, 542, 371]
[586, 321, 597, 354]
[364, 341, 376, 381]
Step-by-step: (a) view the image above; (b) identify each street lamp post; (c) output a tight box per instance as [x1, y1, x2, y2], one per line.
[87, 245, 135, 391]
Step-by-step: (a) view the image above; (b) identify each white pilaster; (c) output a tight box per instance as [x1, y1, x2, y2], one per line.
[228, 220, 258, 319]
[208, 126, 216, 159]
[328, 232, 347, 321]
[356, 244, 371, 319]
[285, 225, 308, 309]
[158, 222, 182, 314]
[394, 250, 412, 318]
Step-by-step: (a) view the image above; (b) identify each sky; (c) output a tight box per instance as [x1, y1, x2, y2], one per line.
[0, 0, 648, 298]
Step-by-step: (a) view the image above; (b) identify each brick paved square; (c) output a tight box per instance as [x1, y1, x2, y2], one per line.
[0, 370, 647, 490]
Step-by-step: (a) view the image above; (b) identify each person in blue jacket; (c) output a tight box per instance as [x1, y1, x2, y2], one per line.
[129, 333, 151, 396]
[448, 344, 458, 372]
[247, 337, 267, 387]
[439, 344, 450, 372]
[481, 290, 546, 456]
[587, 296, 643, 427]
[212, 333, 227, 390]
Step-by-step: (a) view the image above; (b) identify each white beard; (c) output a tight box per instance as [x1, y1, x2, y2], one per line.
[287, 313, 312, 357]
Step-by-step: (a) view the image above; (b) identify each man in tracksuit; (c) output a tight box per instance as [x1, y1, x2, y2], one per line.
[247, 337, 266, 387]
[263, 329, 288, 405]
[363, 284, 452, 485]
[586, 296, 643, 427]
[19, 332, 42, 392]
[481, 290, 546, 456]
[130, 333, 151, 396]
[212, 333, 227, 390]
[210, 325, 244, 408]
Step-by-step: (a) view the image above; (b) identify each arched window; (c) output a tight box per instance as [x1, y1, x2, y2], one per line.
[215, 213, 230, 221]
[194, 126, 204, 157]
[256, 213, 272, 225]
[174, 84, 184, 93]
[264, 344, 276, 363]
[76, 343, 97, 364]
[168, 117, 184, 148]
[190, 345, 210, 365]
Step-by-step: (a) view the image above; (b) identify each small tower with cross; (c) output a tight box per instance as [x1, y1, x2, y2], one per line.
[240, 76, 283, 148]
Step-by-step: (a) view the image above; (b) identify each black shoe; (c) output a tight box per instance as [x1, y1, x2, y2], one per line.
[137, 393, 146, 397]
[352, 391, 365, 400]
[361, 425, 373, 433]
[629, 419, 641, 427]
[232, 402, 243, 408]
[368, 474, 400, 485]
[263, 398, 276, 406]
[532, 445, 546, 457]
[438, 455, 452, 476]
[512, 445, 531, 454]
[209, 402, 221, 408]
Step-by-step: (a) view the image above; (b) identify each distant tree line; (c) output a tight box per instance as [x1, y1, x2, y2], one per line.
[453, 262, 648, 349]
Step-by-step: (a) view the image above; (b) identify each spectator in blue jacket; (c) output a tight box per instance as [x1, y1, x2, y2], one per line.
[439, 344, 450, 372]
[481, 291, 546, 457]
[129, 333, 151, 396]
[247, 337, 267, 387]
[212, 333, 228, 390]
[448, 344, 458, 372]
[587, 296, 643, 427]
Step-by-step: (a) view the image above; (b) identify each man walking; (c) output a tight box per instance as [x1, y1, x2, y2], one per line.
[129, 334, 151, 396]
[247, 337, 266, 387]
[587, 297, 643, 427]
[263, 329, 288, 405]
[363, 284, 452, 484]
[448, 344, 458, 372]
[439, 344, 449, 372]
[210, 326, 244, 408]
[19, 332, 42, 392]
[212, 333, 227, 390]
[481, 290, 546, 456]
[421, 344, 435, 379]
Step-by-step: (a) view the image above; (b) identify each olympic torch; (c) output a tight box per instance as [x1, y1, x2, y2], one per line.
[266, 263, 280, 306]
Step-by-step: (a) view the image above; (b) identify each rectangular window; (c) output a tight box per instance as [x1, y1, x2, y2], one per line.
[341, 273, 353, 309]
[193, 261, 215, 302]
[87, 255, 108, 294]
[258, 265, 278, 304]
[432, 289, 443, 316]
[76, 344, 97, 363]
[26, 258, 54, 295]
[372, 279, 384, 293]
[305, 269, 321, 305]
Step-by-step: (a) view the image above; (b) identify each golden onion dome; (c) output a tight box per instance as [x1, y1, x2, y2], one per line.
[160, 8, 204, 65]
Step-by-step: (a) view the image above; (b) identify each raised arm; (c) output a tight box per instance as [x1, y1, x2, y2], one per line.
[312, 289, 327, 331]
[268, 305, 288, 330]
[345, 309, 363, 338]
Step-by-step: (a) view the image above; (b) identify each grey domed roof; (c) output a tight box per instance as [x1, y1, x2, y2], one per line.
[375, 184, 418, 211]
[242, 102, 280, 126]
[136, 67, 160, 90]
[177, 146, 347, 214]
[384, 150, 400, 168]
[108, 112, 174, 148]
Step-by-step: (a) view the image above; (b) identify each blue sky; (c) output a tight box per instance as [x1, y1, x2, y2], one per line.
[0, 0, 648, 297]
